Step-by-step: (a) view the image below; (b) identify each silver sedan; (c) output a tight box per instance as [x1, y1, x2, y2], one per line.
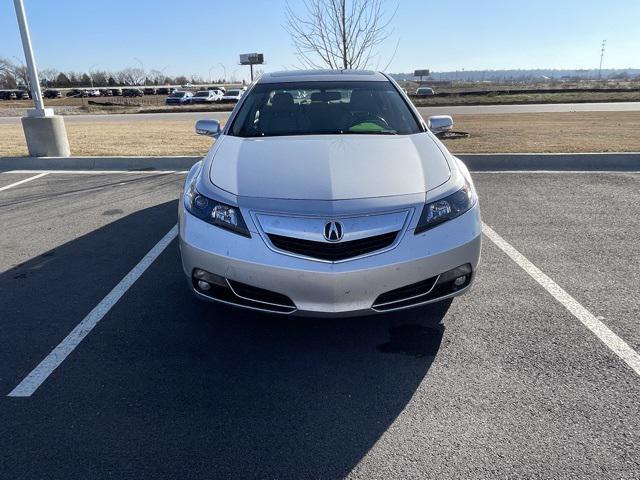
[179, 70, 481, 316]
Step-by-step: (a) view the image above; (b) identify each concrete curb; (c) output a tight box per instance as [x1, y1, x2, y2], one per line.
[457, 153, 640, 171]
[1, 153, 639, 172]
[0, 156, 202, 171]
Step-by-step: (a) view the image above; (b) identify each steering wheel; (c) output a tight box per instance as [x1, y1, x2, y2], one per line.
[347, 114, 390, 130]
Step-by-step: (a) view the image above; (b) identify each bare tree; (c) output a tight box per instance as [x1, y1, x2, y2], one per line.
[285, 0, 398, 70]
[40, 68, 59, 83]
[148, 69, 165, 85]
[0, 58, 18, 88]
[117, 67, 146, 86]
[0, 58, 30, 88]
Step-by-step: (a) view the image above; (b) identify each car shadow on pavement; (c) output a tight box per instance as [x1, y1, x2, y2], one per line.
[0, 200, 452, 479]
[0, 199, 180, 394]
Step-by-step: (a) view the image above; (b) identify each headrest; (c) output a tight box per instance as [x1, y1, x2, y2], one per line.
[349, 89, 374, 110]
[271, 92, 294, 109]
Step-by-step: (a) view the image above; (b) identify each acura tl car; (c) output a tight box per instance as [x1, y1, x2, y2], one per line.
[179, 70, 481, 316]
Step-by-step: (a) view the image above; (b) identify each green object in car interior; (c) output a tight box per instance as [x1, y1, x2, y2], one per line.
[349, 122, 386, 132]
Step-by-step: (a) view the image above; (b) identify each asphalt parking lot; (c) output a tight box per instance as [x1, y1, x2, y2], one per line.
[0, 169, 638, 479]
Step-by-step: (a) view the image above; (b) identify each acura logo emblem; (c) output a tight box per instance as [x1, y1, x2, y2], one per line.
[323, 221, 344, 242]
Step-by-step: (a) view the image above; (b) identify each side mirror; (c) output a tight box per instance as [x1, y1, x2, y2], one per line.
[427, 115, 454, 134]
[195, 119, 221, 138]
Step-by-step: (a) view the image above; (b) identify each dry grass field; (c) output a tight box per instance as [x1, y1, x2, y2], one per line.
[0, 121, 213, 157]
[445, 111, 640, 153]
[1, 112, 640, 157]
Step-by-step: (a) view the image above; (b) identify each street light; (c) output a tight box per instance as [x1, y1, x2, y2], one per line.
[218, 62, 227, 83]
[88, 63, 97, 87]
[134, 57, 145, 85]
[12, 0, 70, 157]
[598, 40, 607, 81]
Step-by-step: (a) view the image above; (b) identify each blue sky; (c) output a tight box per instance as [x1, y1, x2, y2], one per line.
[1, 0, 638, 81]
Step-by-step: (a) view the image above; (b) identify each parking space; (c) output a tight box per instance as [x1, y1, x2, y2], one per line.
[0, 170, 638, 479]
[0, 172, 182, 393]
[474, 171, 640, 352]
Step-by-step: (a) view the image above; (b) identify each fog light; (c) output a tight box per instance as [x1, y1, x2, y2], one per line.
[193, 269, 227, 287]
[453, 275, 467, 287]
[197, 280, 211, 291]
[436, 264, 472, 285]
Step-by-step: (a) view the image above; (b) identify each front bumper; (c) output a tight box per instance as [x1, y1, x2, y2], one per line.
[179, 204, 481, 317]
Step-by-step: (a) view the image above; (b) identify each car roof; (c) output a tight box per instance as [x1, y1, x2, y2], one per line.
[257, 69, 388, 84]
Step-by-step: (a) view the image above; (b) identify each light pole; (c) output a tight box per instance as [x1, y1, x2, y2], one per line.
[218, 63, 227, 83]
[134, 57, 145, 85]
[88, 63, 97, 87]
[208, 66, 215, 83]
[598, 40, 607, 81]
[13, 0, 70, 157]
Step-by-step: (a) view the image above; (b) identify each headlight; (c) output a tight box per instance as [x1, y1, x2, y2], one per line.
[184, 181, 250, 237]
[415, 179, 477, 234]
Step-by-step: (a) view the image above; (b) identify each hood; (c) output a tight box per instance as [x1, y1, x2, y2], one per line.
[209, 134, 451, 200]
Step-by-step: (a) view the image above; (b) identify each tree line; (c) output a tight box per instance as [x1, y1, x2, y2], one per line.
[0, 58, 226, 90]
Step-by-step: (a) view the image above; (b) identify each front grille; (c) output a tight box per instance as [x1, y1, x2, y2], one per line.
[268, 231, 398, 261]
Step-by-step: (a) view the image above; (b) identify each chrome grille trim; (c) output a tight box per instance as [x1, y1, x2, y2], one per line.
[251, 208, 414, 263]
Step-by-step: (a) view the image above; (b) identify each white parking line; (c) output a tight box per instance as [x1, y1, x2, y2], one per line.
[8, 224, 179, 397]
[0, 172, 48, 192]
[482, 222, 640, 377]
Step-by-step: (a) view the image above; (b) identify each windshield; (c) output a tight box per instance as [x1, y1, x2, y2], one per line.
[226, 90, 241, 96]
[171, 92, 186, 97]
[230, 81, 421, 137]
[195, 92, 209, 97]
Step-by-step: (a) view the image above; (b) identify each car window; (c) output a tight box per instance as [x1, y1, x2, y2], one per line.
[230, 81, 421, 137]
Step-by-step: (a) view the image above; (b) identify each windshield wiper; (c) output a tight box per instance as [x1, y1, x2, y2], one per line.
[341, 130, 398, 135]
[239, 130, 399, 137]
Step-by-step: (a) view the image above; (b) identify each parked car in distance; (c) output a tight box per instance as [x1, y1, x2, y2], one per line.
[166, 91, 193, 105]
[110, 88, 123, 96]
[180, 70, 481, 317]
[191, 90, 223, 104]
[43, 89, 62, 99]
[15, 90, 30, 100]
[87, 89, 101, 97]
[123, 88, 144, 97]
[157, 87, 175, 95]
[66, 88, 88, 97]
[0, 90, 18, 100]
[220, 89, 243, 103]
[144, 87, 157, 95]
[206, 86, 225, 93]
[415, 87, 435, 96]
[100, 88, 113, 97]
